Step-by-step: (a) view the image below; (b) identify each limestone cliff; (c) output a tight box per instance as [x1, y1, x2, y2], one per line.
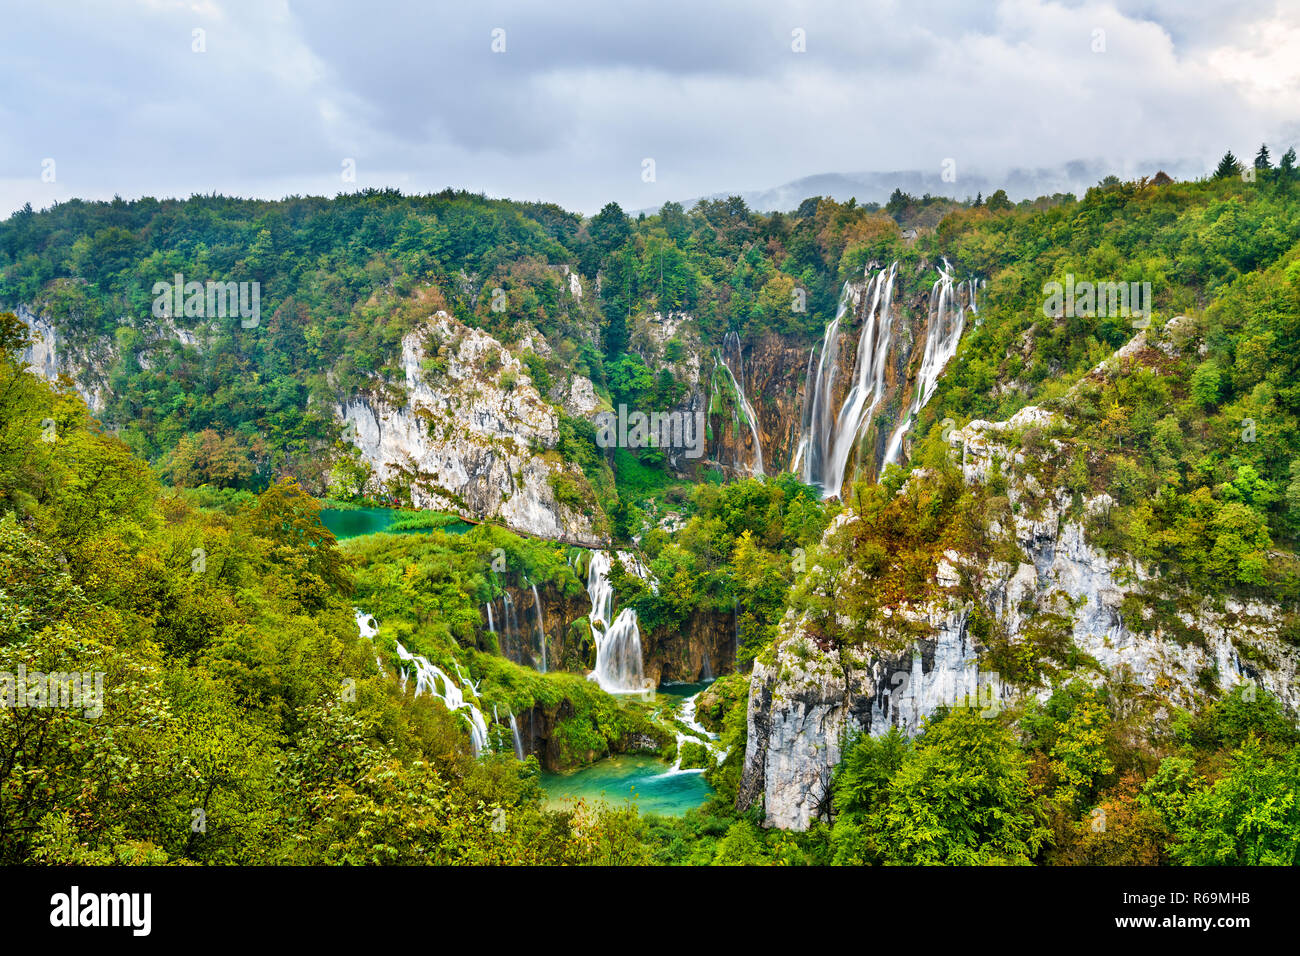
[336, 310, 606, 546]
[17, 304, 116, 413]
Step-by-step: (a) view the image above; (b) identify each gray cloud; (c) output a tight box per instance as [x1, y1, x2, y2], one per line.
[1, 0, 1296, 218]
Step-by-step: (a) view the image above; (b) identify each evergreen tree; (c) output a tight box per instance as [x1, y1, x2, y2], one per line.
[1254, 143, 1272, 170]
[986, 188, 1013, 212]
[1214, 150, 1242, 179]
[1279, 147, 1297, 183]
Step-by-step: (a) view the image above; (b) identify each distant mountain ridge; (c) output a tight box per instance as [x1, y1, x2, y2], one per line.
[641, 157, 1212, 214]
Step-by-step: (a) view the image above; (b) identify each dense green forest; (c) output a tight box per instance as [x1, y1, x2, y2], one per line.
[2, 149, 1300, 865]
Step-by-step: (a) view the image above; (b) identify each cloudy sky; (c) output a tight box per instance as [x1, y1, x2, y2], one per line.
[1, 0, 1297, 218]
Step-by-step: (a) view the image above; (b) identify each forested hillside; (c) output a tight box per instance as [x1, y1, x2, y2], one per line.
[2, 149, 1299, 866]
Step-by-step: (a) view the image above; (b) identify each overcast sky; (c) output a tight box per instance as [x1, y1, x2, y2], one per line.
[1, 0, 1297, 218]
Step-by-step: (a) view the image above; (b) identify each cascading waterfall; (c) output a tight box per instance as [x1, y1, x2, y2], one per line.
[502, 592, 520, 663]
[394, 642, 490, 756]
[508, 709, 524, 760]
[820, 261, 898, 497]
[485, 600, 495, 635]
[667, 691, 726, 773]
[795, 263, 897, 497]
[529, 582, 548, 673]
[715, 331, 765, 476]
[791, 280, 852, 486]
[355, 609, 384, 671]
[587, 551, 615, 630]
[882, 259, 975, 469]
[585, 550, 646, 694]
[355, 608, 493, 757]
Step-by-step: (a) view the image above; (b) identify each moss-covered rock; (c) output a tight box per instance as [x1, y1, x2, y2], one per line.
[678, 741, 711, 770]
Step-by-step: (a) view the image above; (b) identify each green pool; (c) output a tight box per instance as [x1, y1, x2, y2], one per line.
[321, 507, 473, 540]
[540, 755, 713, 817]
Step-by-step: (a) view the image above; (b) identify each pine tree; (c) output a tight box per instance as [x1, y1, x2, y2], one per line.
[1214, 150, 1242, 179]
[1280, 147, 1297, 178]
[1254, 143, 1272, 170]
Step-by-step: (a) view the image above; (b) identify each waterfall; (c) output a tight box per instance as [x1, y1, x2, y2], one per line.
[502, 592, 520, 663]
[508, 709, 524, 760]
[788, 344, 819, 477]
[796, 260, 976, 490]
[485, 600, 495, 635]
[355, 609, 490, 757]
[820, 262, 898, 497]
[716, 331, 765, 476]
[592, 609, 644, 693]
[586, 550, 615, 628]
[795, 280, 853, 493]
[585, 550, 646, 693]
[882, 260, 974, 470]
[355, 609, 379, 640]
[700, 654, 713, 681]
[667, 691, 726, 773]
[355, 608, 384, 671]
[796, 264, 897, 498]
[394, 642, 490, 756]
[529, 582, 548, 674]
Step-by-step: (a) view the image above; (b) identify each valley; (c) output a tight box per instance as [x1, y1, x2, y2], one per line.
[3, 161, 1300, 866]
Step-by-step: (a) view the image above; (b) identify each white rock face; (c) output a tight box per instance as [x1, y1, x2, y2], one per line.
[739, 584, 1010, 830]
[336, 311, 604, 546]
[18, 305, 58, 381]
[741, 383, 1300, 830]
[551, 374, 601, 417]
[17, 305, 111, 412]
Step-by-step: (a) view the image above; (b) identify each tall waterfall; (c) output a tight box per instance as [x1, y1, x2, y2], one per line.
[791, 281, 849, 485]
[824, 262, 897, 495]
[508, 709, 524, 760]
[715, 331, 765, 476]
[502, 592, 520, 663]
[529, 582, 548, 673]
[882, 259, 975, 470]
[796, 263, 897, 498]
[585, 550, 646, 694]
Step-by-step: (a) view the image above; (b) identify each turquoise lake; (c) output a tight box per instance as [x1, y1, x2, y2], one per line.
[321, 507, 473, 540]
[539, 680, 717, 817]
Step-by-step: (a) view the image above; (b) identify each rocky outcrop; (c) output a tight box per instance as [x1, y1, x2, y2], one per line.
[642, 608, 735, 685]
[16, 304, 114, 413]
[628, 310, 709, 473]
[484, 578, 737, 688]
[482, 580, 593, 674]
[549, 374, 602, 417]
[742, 331, 811, 471]
[336, 311, 605, 546]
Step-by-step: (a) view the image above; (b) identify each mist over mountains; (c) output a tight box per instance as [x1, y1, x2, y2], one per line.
[643, 157, 1214, 213]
